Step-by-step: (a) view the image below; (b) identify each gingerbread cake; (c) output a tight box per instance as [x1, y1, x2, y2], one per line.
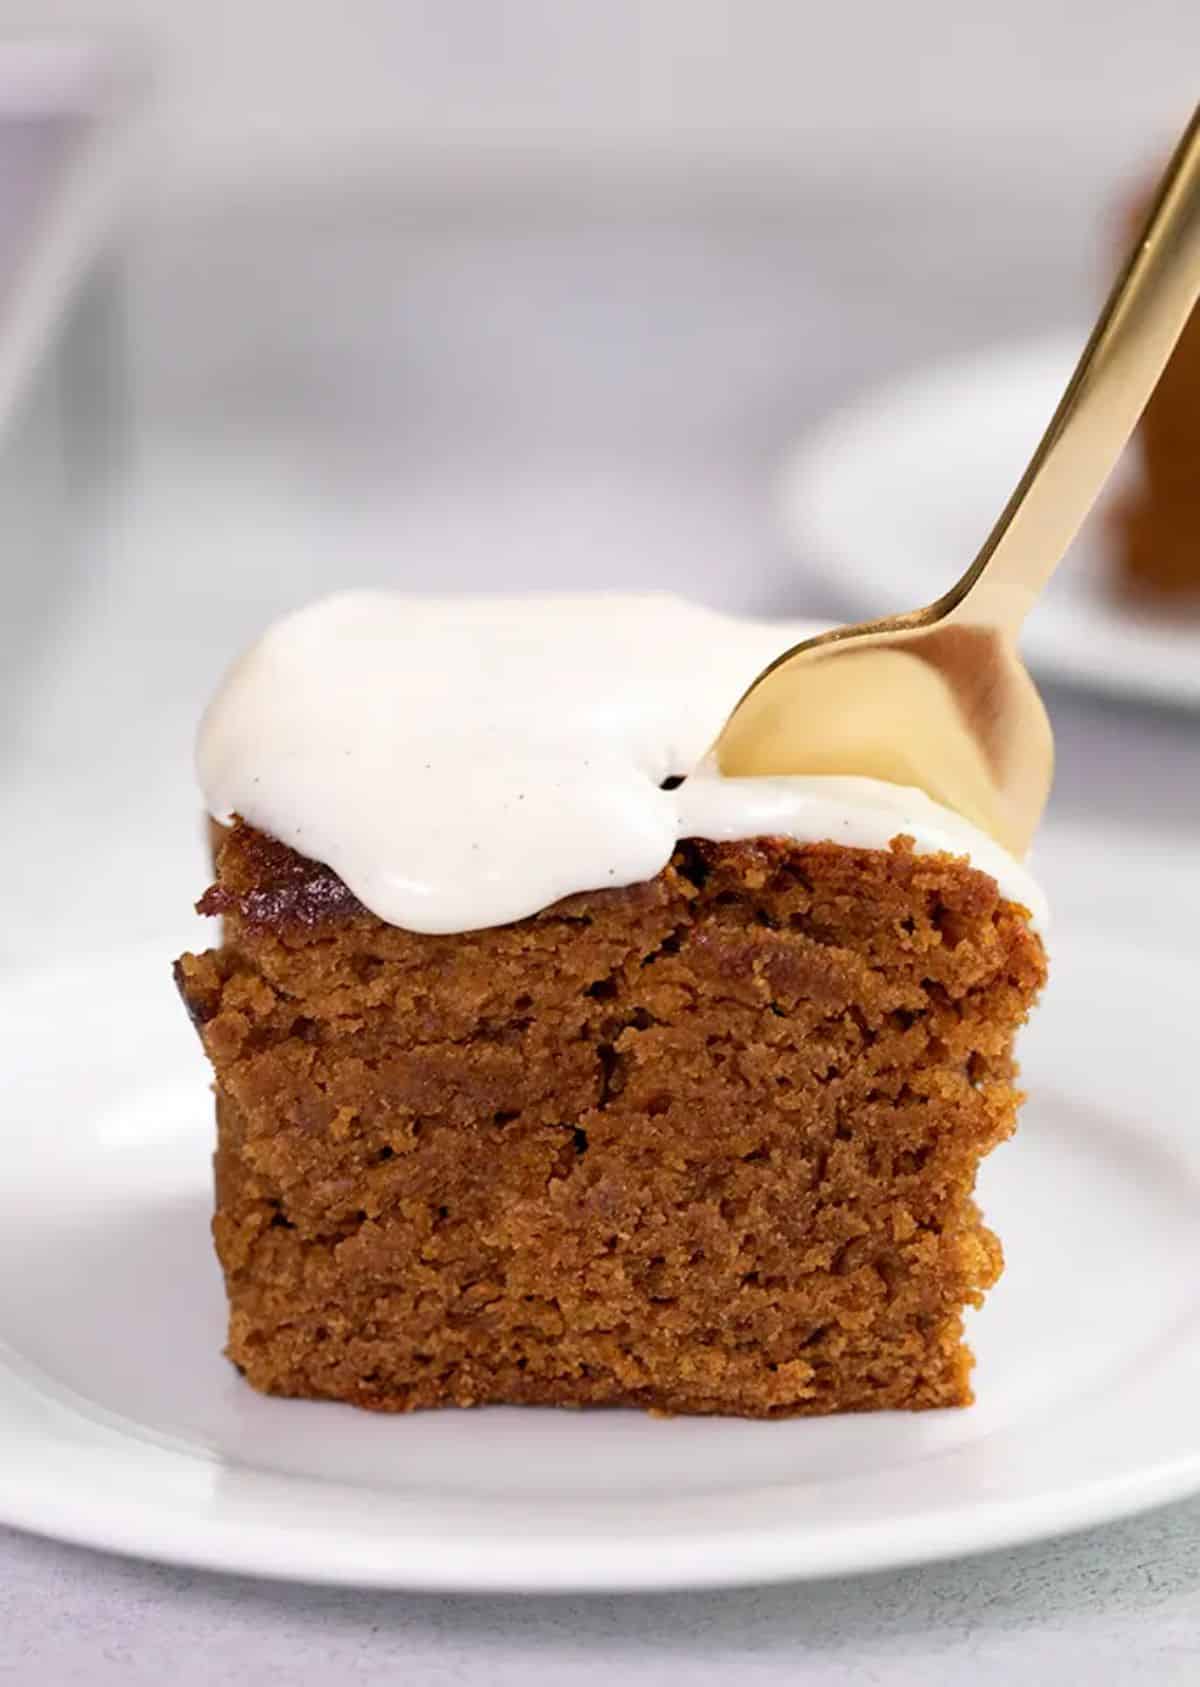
[176, 592, 1047, 1417]
[1113, 185, 1200, 599]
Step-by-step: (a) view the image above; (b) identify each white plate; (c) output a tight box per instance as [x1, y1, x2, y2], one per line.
[3, 821, 1200, 1593]
[780, 331, 1200, 709]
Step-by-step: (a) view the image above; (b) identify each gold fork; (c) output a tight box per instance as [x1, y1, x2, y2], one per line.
[716, 106, 1200, 856]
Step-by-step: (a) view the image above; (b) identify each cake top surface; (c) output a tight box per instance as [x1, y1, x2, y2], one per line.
[198, 590, 1046, 933]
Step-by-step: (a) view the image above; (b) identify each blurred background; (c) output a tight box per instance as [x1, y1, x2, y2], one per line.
[3, 1, 1200, 957]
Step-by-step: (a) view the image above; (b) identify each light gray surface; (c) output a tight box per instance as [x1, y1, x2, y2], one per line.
[1, 1499, 1200, 1684]
[3, 170, 1199, 1677]
[24, 0, 1200, 199]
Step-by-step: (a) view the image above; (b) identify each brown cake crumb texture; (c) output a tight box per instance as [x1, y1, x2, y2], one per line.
[176, 819, 1045, 1418]
[1112, 185, 1200, 599]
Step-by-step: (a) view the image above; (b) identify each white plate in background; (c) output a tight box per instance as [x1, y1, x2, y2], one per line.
[780, 331, 1200, 709]
[1, 819, 1198, 1593]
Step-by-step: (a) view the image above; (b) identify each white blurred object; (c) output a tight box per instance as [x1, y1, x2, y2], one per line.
[0, 38, 142, 756]
[779, 331, 1200, 711]
[0, 37, 141, 440]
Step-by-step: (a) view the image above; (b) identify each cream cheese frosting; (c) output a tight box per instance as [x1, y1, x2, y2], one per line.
[198, 591, 1047, 934]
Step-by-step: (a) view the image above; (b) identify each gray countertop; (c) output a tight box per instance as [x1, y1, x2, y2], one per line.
[3, 172, 1199, 1681]
[4, 1498, 1200, 1684]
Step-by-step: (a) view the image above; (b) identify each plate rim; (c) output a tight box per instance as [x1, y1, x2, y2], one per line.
[3, 1349, 1200, 1594]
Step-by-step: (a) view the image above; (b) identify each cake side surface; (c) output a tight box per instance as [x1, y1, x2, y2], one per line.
[176, 820, 1045, 1418]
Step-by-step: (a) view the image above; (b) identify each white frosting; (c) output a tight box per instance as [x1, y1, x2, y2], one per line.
[198, 591, 1046, 934]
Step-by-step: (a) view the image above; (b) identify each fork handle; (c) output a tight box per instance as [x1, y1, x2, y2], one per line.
[946, 104, 1200, 635]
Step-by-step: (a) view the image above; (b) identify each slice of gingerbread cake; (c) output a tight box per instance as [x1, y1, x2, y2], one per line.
[176, 592, 1046, 1417]
[1112, 182, 1200, 599]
